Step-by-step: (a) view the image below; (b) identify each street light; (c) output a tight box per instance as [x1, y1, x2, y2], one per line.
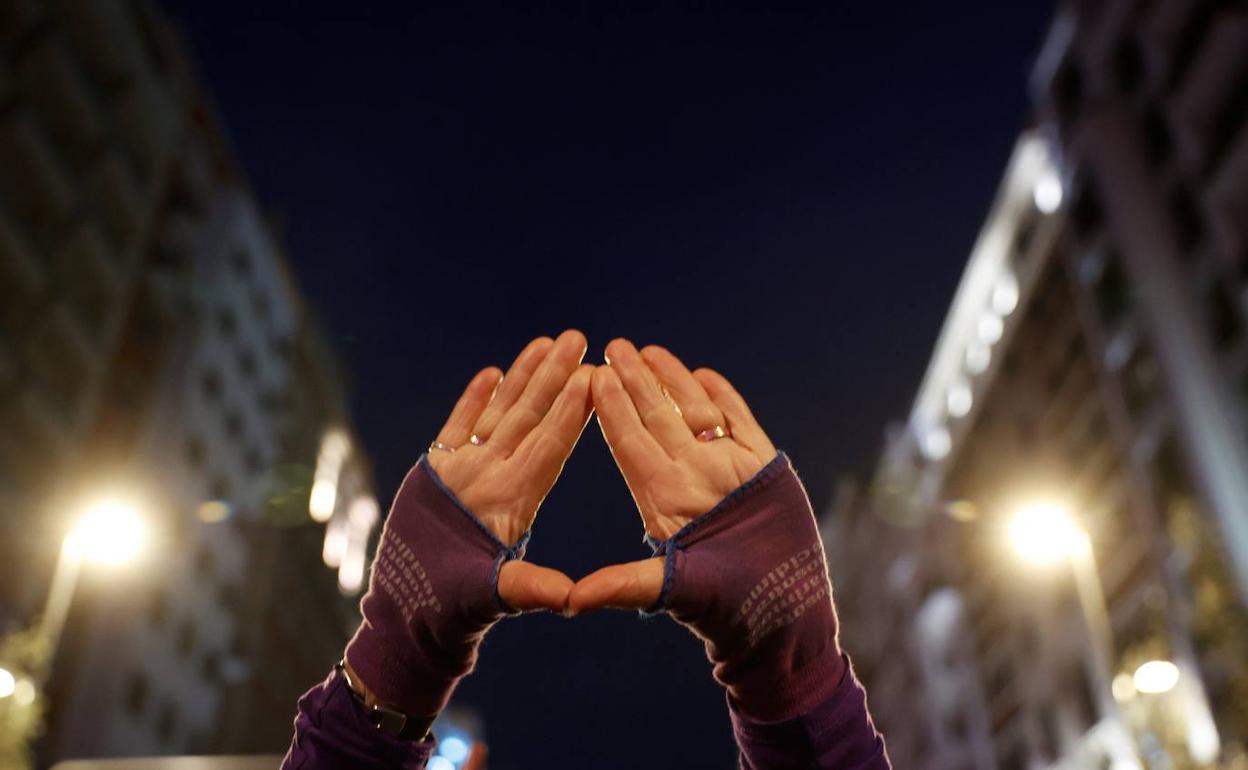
[1007, 500, 1088, 565]
[63, 499, 147, 566]
[0, 666, 15, 698]
[38, 496, 148, 681]
[1132, 659, 1179, 694]
[1006, 499, 1140, 767]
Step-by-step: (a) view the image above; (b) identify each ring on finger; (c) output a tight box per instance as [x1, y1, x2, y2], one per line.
[428, 440, 458, 453]
[469, 433, 487, 446]
[694, 425, 729, 442]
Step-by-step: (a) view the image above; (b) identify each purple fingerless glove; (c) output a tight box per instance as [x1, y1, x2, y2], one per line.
[344, 454, 528, 720]
[647, 452, 845, 722]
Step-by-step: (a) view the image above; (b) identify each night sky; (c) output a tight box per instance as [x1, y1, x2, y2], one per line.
[161, 3, 1051, 766]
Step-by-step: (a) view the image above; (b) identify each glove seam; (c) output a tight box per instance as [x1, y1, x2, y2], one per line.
[646, 451, 789, 555]
[418, 453, 532, 615]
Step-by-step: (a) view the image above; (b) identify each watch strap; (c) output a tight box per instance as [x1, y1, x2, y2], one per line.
[336, 661, 432, 741]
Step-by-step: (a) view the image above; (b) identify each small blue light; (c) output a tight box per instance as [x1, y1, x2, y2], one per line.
[428, 757, 455, 770]
[440, 736, 470, 763]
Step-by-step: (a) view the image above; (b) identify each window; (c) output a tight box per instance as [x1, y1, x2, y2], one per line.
[195, 544, 215, 577]
[219, 582, 242, 615]
[156, 701, 178, 742]
[185, 435, 206, 467]
[209, 473, 231, 501]
[1095, 250, 1130, 325]
[149, 587, 167, 627]
[1140, 106, 1172, 169]
[216, 307, 238, 338]
[124, 671, 148, 716]
[223, 409, 243, 438]
[251, 289, 271, 321]
[1070, 176, 1104, 240]
[1053, 60, 1084, 128]
[200, 369, 222, 401]
[1168, 183, 1205, 254]
[270, 334, 293, 361]
[1123, 344, 1161, 419]
[176, 619, 196, 658]
[244, 445, 264, 476]
[201, 652, 221, 683]
[237, 346, 257, 380]
[1112, 36, 1144, 94]
[229, 247, 251, 278]
[1208, 282, 1242, 351]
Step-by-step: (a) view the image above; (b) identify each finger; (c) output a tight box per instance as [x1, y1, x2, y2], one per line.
[639, 345, 724, 435]
[567, 558, 665, 615]
[591, 365, 666, 487]
[691, 368, 776, 457]
[490, 329, 588, 454]
[436, 367, 504, 447]
[497, 560, 574, 613]
[511, 364, 594, 482]
[471, 336, 554, 441]
[604, 338, 692, 453]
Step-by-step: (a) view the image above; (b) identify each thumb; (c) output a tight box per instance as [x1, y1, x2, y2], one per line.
[567, 558, 665, 616]
[497, 560, 574, 613]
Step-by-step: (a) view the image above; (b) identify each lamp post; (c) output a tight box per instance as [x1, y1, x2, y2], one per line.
[1006, 501, 1141, 768]
[36, 498, 147, 682]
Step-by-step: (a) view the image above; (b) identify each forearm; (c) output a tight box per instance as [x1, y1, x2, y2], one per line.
[280, 667, 435, 770]
[652, 454, 890, 769]
[732, 654, 888, 769]
[283, 456, 517, 768]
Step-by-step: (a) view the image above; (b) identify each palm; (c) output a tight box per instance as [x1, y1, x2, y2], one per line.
[426, 330, 593, 609]
[594, 339, 777, 541]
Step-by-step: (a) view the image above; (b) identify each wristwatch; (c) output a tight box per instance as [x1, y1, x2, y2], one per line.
[336, 661, 432, 741]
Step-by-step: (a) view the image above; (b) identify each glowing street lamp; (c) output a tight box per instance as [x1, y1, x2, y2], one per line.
[0, 666, 15, 698]
[1132, 659, 1180, 694]
[63, 499, 147, 566]
[1007, 500, 1088, 565]
[1007, 498, 1141, 766]
[37, 496, 149, 681]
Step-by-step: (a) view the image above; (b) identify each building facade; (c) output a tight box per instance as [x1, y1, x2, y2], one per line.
[0, 0, 379, 760]
[829, 2, 1248, 768]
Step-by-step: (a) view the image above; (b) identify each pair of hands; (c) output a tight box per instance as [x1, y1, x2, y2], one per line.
[425, 329, 778, 616]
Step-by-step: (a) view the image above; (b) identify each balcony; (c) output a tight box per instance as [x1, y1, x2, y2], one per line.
[0, 108, 77, 238]
[0, 210, 47, 329]
[54, 223, 124, 339]
[1166, 13, 1248, 176]
[87, 151, 147, 250]
[52, 0, 149, 93]
[117, 76, 183, 181]
[1207, 119, 1248, 267]
[15, 33, 103, 170]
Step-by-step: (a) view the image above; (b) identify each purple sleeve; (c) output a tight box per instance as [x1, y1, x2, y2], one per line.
[731, 653, 890, 769]
[280, 668, 434, 770]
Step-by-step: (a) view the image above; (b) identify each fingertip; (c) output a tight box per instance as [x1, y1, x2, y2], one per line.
[556, 328, 589, 356]
[476, 366, 505, 385]
[692, 367, 724, 388]
[591, 363, 620, 392]
[604, 337, 635, 364]
[639, 344, 671, 362]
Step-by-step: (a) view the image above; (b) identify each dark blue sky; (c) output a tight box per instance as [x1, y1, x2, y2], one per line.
[163, 2, 1052, 766]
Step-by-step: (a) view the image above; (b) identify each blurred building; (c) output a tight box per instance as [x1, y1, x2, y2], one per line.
[829, 2, 1248, 769]
[0, 0, 379, 760]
